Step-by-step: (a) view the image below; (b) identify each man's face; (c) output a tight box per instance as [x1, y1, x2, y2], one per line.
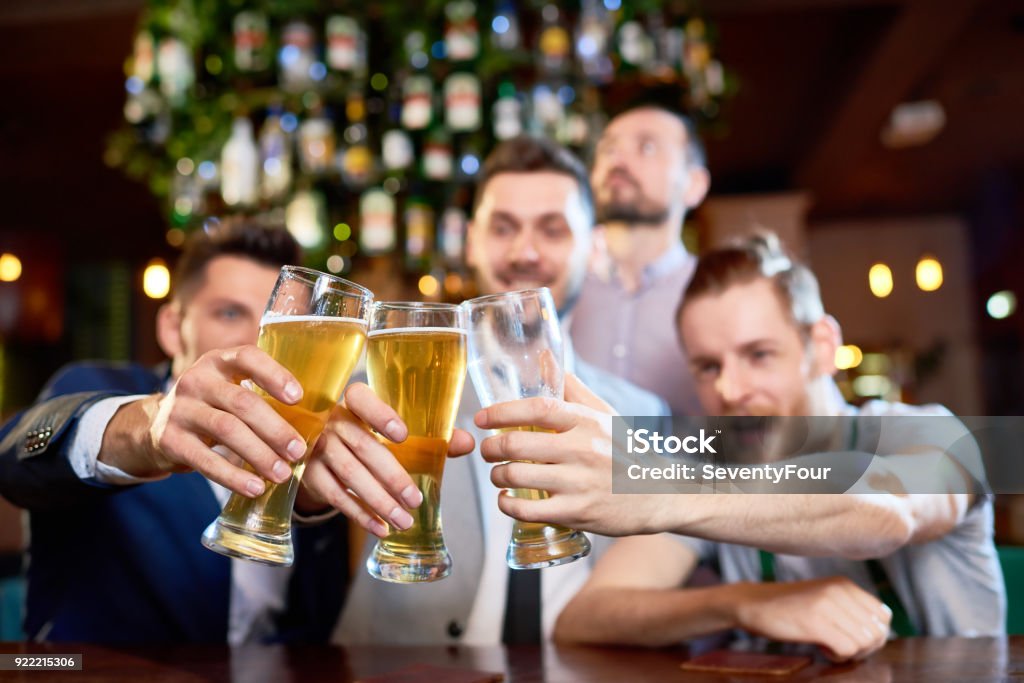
[467, 171, 591, 311]
[680, 278, 819, 417]
[591, 108, 693, 226]
[160, 255, 281, 376]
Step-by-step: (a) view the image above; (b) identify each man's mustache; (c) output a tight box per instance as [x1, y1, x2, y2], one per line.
[602, 167, 641, 191]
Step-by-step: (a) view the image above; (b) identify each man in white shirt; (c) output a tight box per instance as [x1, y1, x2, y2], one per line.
[330, 136, 668, 646]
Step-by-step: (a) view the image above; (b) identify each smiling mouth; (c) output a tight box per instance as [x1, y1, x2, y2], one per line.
[499, 277, 551, 289]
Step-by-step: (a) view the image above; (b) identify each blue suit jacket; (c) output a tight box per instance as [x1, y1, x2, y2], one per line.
[0, 362, 347, 644]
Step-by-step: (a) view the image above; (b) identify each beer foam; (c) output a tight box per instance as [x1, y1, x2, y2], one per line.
[260, 314, 367, 327]
[368, 326, 468, 337]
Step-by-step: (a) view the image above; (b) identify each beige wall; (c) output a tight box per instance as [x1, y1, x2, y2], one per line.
[697, 192, 812, 257]
[807, 216, 982, 414]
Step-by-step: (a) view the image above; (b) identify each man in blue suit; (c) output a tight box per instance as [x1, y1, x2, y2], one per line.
[0, 220, 453, 644]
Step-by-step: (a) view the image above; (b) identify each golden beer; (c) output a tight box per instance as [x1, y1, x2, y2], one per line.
[209, 315, 367, 561]
[499, 426, 591, 565]
[366, 326, 467, 582]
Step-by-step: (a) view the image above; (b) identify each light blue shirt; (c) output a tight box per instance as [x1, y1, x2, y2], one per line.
[570, 243, 701, 416]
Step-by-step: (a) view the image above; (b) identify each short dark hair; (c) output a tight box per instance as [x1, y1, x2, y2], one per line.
[172, 218, 301, 302]
[677, 232, 824, 334]
[473, 135, 595, 223]
[613, 103, 706, 169]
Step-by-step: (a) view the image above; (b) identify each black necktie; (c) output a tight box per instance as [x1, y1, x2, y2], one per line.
[502, 567, 541, 645]
[275, 516, 349, 643]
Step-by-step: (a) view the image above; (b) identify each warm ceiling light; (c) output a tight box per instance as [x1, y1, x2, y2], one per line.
[143, 259, 171, 299]
[869, 263, 893, 298]
[0, 253, 22, 282]
[915, 256, 943, 292]
[835, 345, 864, 371]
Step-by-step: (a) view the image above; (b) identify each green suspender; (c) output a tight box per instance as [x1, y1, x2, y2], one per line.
[864, 556, 918, 637]
[754, 419, 918, 637]
[759, 547, 777, 582]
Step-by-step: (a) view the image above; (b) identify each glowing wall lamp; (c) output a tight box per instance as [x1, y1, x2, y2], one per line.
[143, 259, 171, 299]
[869, 263, 893, 298]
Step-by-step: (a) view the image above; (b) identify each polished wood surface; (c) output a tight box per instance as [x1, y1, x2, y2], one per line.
[0, 637, 1021, 682]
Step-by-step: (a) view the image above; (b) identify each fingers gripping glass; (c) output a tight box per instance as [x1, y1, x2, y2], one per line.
[463, 288, 591, 570]
[365, 302, 468, 583]
[202, 266, 373, 566]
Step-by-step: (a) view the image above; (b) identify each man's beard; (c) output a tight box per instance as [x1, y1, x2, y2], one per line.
[595, 170, 670, 226]
[597, 201, 670, 226]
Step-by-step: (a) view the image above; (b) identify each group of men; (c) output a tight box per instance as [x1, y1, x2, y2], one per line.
[0, 104, 1005, 659]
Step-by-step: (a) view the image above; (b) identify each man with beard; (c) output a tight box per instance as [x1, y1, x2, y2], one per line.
[475, 234, 1004, 659]
[329, 135, 667, 647]
[570, 105, 710, 416]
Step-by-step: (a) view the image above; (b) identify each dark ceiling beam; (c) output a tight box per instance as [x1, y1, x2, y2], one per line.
[793, 0, 982, 192]
[706, 0, 904, 13]
[0, 0, 142, 27]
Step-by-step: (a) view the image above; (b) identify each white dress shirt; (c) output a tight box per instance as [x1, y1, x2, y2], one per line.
[459, 324, 594, 644]
[460, 445, 594, 643]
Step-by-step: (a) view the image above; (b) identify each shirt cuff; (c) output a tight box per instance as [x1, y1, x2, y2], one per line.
[68, 395, 170, 486]
[292, 505, 342, 526]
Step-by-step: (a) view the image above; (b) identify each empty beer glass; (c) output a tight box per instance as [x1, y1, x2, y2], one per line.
[202, 266, 372, 566]
[463, 287, 591, 569]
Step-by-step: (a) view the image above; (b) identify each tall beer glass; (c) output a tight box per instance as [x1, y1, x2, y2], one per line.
[463, 288, 591, 569]
[365, 302, 467, 582]
[202, 266, 372, 566]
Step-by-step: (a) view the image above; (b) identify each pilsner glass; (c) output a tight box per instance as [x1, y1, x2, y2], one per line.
[463, 287, 591, 569]
[202, 266, 372, 566]
[365, 302, 468, 582]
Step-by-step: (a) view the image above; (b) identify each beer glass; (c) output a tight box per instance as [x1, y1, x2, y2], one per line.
[365, 302, 468, 582]
[463, 288, 591, 569]
[202, 266, 372, 566]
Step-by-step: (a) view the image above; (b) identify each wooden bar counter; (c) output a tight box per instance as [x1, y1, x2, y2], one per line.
[1, 637, 1021, 682]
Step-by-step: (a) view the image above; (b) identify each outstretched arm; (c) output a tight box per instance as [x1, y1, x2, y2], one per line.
[479, 375, 973, 558]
